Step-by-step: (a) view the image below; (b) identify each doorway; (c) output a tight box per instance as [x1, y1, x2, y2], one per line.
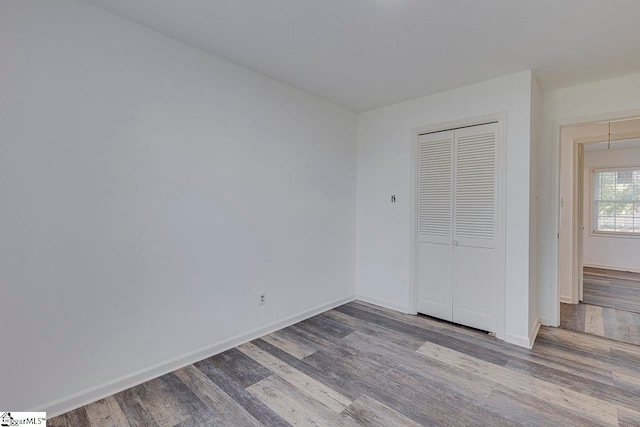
[558, 117, 640, 345]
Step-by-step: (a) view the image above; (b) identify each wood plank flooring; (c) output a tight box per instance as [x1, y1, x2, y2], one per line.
[584, 267, 640, 313]
[560, 302, 640, 346]
[50, 300, 640, 426]
[560, 267, 640, 346]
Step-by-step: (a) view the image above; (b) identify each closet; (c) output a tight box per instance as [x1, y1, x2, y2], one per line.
[416, 122, 498, 332]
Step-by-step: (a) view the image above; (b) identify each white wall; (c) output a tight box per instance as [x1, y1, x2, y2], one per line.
[583, 147, 640, 273]
[539, 72, 640, 325]
[356, 70, 535, 346]
[0, 0, 357, 413]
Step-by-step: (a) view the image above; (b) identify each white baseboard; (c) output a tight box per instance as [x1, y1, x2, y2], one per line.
[504, 319, 540, 349]
[504, 333, 528, 348]
[33, 294, 356, 418]
[355, 294, 411, 314]
[528, 319, 542, 348]
[560, 295, 573, 304]
[583, 263, 640, 274]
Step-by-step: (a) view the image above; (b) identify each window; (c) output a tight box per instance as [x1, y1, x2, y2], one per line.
[591, 167, 640, 235]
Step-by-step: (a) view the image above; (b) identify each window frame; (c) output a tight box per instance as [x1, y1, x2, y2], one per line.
[590, 165, 640, 238]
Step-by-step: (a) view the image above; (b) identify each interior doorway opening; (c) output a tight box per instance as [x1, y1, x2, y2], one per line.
[558, 116, 640, 345]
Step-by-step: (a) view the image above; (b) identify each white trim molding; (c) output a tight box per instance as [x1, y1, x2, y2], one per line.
[528, 319, 542, 348]
[549, 108, 640, 328]
[505, 319, 541, 349]
[355, 295, 411, 314]
[560, 295, 573, 304]
[32, 294, 356, 418]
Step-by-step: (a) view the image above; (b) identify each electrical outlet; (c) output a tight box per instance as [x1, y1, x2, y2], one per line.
[259, 292, 266, 306]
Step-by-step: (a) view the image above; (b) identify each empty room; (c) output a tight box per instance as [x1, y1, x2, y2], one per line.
[2, 1, 640, 426]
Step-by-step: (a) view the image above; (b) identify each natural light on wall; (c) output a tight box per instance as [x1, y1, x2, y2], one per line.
[591, 167, 640, 234]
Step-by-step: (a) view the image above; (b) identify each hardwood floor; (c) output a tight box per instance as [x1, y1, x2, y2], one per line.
[584, 267, 640, 313]
[559, 267, 640, 346]
[560, 302, 640, 346]
[50, 300, 640, 426]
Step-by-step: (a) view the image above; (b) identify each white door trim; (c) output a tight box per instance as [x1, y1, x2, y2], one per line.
[549, 108, 640, 327]
[410, 112, 507, 341]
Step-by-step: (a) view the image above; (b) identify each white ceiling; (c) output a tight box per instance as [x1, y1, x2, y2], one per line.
[85, 0, 640, 112]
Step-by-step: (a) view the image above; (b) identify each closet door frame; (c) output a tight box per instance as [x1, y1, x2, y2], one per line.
[410, 112, 507, 341]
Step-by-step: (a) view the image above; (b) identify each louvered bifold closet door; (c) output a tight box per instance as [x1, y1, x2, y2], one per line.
[417, 130, 454, 321]
[452, 123, 498, 332]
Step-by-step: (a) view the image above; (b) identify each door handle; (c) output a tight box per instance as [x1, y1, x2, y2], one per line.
[453, 240, 459, 246]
